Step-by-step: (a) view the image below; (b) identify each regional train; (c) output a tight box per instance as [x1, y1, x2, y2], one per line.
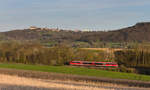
[69, 61, 118, 67]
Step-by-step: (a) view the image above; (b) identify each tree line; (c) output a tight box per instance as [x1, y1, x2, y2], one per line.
[0, 41, 110, 66]
[114, 44, 150, 75]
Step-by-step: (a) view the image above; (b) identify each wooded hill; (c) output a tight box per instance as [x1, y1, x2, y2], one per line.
[0, 22, 150, 47]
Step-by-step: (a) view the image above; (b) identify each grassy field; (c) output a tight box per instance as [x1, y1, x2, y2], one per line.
[0, 63, 150, 81]
[81, 48, 123, 52]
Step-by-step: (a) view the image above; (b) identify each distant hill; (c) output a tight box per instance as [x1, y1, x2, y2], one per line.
[0, 22, 150, 47]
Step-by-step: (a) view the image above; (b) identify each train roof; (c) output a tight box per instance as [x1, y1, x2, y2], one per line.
[71, 61, 117, 63]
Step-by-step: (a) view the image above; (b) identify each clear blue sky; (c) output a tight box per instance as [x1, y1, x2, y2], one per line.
[0, 0, 150, 31]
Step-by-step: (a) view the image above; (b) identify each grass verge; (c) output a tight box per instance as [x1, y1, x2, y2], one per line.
[0, 63, 150, 81]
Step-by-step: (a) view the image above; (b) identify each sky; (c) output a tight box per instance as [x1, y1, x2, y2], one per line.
[0, 0, 150, 32]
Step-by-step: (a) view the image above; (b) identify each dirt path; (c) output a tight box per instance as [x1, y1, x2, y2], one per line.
[0, 74, 149, 90]
[0, 74, 108, 90]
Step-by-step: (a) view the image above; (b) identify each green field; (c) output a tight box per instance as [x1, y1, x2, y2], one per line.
[0, 63, 150, 81]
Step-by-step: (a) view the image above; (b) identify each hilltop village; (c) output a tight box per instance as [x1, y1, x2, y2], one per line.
[29, 26, 94, 32]
[29, 26, 61, 32]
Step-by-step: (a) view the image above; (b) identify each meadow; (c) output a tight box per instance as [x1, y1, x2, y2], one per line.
[0, 63, 150, 81]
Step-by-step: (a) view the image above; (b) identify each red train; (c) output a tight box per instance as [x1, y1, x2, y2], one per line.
[69, 61, 118, 67]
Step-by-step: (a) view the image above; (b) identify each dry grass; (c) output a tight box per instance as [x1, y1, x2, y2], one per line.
[0, 74, 108, 90]
[0, 74, 149, 90]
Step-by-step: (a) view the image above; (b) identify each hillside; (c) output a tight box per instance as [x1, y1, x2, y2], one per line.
[0, 22, 150, 47]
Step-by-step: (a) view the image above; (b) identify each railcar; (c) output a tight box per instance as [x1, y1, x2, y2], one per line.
[69, 61, 118, 67]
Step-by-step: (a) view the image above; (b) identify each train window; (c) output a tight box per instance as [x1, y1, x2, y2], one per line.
[106, 63, 111, 65]
[95, 63, 103, 65]
[72, 61, 80, 63]
[83, 62, 92, 64]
